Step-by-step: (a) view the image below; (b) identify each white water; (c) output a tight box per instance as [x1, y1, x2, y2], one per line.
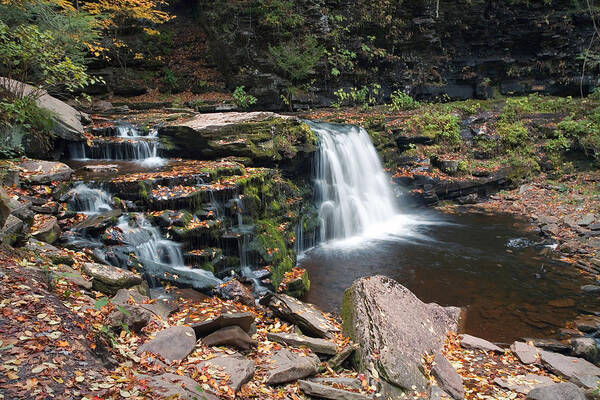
[67, 183, 113, 214]
[70, 122, 165, 167]
[309, 121, 401, 241]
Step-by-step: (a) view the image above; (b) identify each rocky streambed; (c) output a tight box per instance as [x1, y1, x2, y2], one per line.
[0, 101, 599, 399]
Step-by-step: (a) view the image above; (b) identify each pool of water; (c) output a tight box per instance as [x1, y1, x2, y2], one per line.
[300, 210, 598, 343]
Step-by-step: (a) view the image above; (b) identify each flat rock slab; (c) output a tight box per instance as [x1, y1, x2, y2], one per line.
[71, 209, 122, 233]
[81, 262, 142, 295]
[526, 382, 586, 400]
[459, 334, 503, 353]
[539, 350, 600, 379]
[31, 216, 60, 244]
[342, 276, 460, 394]
[202, 325, 256, 350]
[265, 348, 320, 385]
[431, 354, 464, 400]
[310, 377, 362, 390]
[264, 293, 338, 338]
[299, 379, 372, 400]
[511, 341, 539, 364]
[138, 373, 219, 400]
[494, 374, 554, 394]
[570, 374, 600, 390]
[192, 312, 255, 337]
[19, 160, 73, 184]
[82, 164, 119, 173]
[137, 326, 196, 362]
[196, 353, 254, 391]
[267, 332, 337, 355]
[170, 111, 287, 131]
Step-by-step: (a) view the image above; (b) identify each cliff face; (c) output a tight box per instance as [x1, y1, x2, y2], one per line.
[198, 0, 598, 108]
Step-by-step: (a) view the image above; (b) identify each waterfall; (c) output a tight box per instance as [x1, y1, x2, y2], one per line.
[69, 122, 165, 167]
[67, 183, 113, 214]
[308, 121, 398, 241]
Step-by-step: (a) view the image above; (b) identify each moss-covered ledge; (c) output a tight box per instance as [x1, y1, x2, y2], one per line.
[158, 112, 317, 169]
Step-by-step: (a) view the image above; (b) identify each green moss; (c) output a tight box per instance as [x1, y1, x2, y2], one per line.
[249, 219, 294, 288]
[137, 181, 152, 201]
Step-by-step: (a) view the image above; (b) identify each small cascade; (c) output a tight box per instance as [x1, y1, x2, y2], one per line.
[67, 183, 113, 214]
[308, 121, 399, 241]
[69, 122, 165, 167]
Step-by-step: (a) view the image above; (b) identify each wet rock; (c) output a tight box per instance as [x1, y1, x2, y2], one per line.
[19, 160, 73, 184]
[217, 279, 255, 306]
[81, 262, 142, 295]
[265, 348, 319, 385]
[574, 315, 600, 333]
[82, 164, 119, 173]
[524, 338, 571, 353]
[431, 354, 464, 399]
[71, 209, 122, 234]
[342, 276, 460, 394]
[267, 332, 337, 355]
[31, 216, 60, 244]
[138, 373, 219, 400]
[262, 293, 338, 338]
[108, 304, 151, 332]
[581, 285, 600, 295]
[526, 382, 585, 400]
[191, 312, 255, 337]
[459, 334, 503, 353]
[202, 325, 257, 350]
[570, 337, 599, 364]
[538, 350, 600, 379]
[137, 326, 196, 362]
[196, 353, 254, 391]
[494, 374, 554, 395]
[298, 379, 372, 400]
[511, 341, 539, 364]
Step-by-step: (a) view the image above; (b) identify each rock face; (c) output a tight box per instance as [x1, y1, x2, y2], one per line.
[81, 263, 143, 295]
[538, 350, 600, 379]
[217, 279, 255, 306]
[19, 160, 73, 184]
[431, 354, 464, 400]
[265, 349, 320, 385]
[137, 326, 196, 362]
[0, 78, 86, 142]
[196, 353, 255, 391]
[264, 293, 338, 338]
[342, 276, 460, 394]
[525, 382, 586, 400]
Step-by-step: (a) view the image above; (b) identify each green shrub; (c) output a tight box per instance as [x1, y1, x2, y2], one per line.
[387, 89, 419, 111]
[332, 84, 381, 110]
[269, 36, 324, 82]
[496, 121, 529, 148]
[409, 112, 461, 144]
[233, 86, 258, 109]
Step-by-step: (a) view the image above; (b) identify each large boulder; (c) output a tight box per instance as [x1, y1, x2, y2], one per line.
[342, 276, 461, 396]
[431, 354, 464, 399]
[137, 373, 219, 400]
[202, 325, 257, 350]
[30, 215, 60, 244]
[526, 382, 586, 400]
[81, 262, 143, 295]
[538, 350, 600, 379]
[196, 353, 255, 392]
[0, 78, 86, 142]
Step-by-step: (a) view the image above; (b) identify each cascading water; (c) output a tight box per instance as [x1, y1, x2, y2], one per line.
[69, 122, 165, 167]
[67, 183, 113, 214]
[308, 121, 399, 241]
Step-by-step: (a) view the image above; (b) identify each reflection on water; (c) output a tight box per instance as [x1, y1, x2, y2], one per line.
[300, 210, 599, 343]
